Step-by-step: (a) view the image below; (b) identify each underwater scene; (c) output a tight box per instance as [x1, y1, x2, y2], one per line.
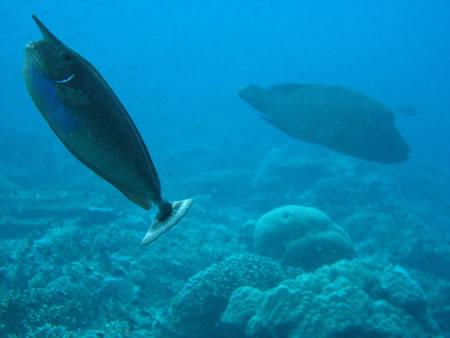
[1, 1, 450, 337]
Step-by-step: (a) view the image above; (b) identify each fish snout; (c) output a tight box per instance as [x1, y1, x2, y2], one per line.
[238, 85, 257, 100]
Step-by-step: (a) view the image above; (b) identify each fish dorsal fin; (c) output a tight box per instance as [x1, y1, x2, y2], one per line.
[270, 83, 308, 95]
[32, 15, 65, 47]
[56, 84, 91, 109]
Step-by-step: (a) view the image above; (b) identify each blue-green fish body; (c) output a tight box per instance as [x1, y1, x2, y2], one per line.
[239, 84, 410, 163]
[24, 15, 192, 245]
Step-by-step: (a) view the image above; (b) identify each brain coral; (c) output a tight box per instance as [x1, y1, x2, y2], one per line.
[220, 259, 440, 338]
[168, 254, 287, 338]
[253, 205, 354, 270]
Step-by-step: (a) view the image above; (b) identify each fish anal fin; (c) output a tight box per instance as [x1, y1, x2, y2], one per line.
[119, 187, 151, 210]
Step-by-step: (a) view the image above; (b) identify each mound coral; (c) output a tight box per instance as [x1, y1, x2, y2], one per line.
[168, 254, 288, 337]
[221, 259, 440, 338]
[253, 205, 354, 270]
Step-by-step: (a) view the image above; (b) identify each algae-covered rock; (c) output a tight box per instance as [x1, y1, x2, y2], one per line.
[254, 205, 354, 270]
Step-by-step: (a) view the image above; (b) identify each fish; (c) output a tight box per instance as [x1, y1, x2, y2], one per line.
[239, 83, 410, 163]
[23, 15, 192, 245]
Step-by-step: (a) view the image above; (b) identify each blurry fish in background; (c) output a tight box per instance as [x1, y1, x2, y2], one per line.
[23, 15, 192, 245]
[239, 83, 410, 164]
[396, 105, 421, 117]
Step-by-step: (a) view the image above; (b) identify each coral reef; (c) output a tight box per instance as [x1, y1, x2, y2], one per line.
[1, 127, 450, 337]
[251, 148, 330, 192]
[253, 205, 354, 270]
[221, 259, 440, 338]
[398, 234, 450, 281]
[168, 254, 288, 337]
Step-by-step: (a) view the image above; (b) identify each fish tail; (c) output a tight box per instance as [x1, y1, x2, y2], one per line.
[140, 198, 193, 245]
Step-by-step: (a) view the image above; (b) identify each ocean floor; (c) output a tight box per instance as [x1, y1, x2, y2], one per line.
[0, 129, 449, 337]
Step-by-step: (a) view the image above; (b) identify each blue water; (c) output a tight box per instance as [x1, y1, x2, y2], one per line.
[1, 1, 449, 337]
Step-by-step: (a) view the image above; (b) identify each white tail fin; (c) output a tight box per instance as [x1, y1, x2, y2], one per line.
[141, 198, 193, 245]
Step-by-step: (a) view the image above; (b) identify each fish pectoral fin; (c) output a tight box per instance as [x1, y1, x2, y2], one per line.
[56, 84, 91, 109]
[258, 111, 277, 125]
[141, 198, 193, 245]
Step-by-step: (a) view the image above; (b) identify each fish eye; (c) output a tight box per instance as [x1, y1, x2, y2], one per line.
[62, 52, 73, 61]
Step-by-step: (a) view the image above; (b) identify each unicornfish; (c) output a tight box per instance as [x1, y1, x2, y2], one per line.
[23, 15, 192, 245]
[239, 84, 410, 163]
